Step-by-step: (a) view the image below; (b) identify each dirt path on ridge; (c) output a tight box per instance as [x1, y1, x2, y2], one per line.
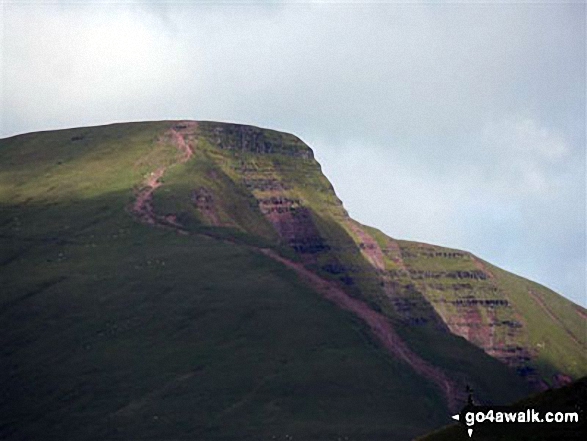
[131, 124, 195, 230]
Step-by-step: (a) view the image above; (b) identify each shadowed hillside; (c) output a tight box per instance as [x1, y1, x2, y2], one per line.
[417, 376, 586, 441]
[1, 121, 584, 440]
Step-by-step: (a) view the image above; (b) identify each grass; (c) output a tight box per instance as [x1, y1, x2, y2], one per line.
[383, 239, 586, 385]
[1, 123, 447, 440]
[486, 263, 587, 379]
[1, 120, 584, 440]
[1, 191, 451, 440]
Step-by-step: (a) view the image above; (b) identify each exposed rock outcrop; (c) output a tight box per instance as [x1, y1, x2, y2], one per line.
[198, 122, 313, 158]
[191, 187, 221, 226]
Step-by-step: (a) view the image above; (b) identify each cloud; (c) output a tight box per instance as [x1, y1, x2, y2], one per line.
[1, 1, 584, 305]
[3, 4, 193, 130]
[478, 116, 573, 197]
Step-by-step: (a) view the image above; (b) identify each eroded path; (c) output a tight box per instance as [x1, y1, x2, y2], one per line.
[131, 123, 195, 231]
[260, 248, 463, 411]
[129, 122, 463, 412]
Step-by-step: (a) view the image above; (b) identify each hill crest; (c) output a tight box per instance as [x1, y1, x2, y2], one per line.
[1, 120, 585, 440]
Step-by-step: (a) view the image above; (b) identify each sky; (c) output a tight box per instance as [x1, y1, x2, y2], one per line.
[1, 0, 585, 306]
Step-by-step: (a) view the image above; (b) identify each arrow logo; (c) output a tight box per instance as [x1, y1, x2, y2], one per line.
[452, 414, 473, 437]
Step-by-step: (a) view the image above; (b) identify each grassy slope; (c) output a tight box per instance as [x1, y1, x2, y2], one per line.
[1, 121, 583, 439]
[487, 263, 586, 379]
[388, 237, 586, 381]
[360, 220, 586, 384]
[1, 122, 448, 440]
[2, 203, 450, 440]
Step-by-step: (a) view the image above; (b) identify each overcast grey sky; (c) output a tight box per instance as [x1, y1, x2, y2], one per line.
[1, 1, 585, 306]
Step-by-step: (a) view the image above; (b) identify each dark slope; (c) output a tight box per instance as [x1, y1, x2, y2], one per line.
[417, 376, 586, 441]
[0, 121, 584, 440]
[1, 212, 449, 440]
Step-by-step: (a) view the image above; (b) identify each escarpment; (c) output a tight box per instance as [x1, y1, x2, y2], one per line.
[4, 120, 585, 440]
[198, 121, 313, 158]
[389, 241, 551, 386]
[258, 197, 329, 255]
[148, 121, 585, 393]
[34, 119, 581, 395]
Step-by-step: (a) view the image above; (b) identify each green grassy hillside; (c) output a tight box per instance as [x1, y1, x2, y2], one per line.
[367, 235, 586, 385]
[1, 121, 583, 440]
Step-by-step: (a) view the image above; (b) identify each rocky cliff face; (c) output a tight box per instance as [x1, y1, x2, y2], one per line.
[198, 122, 313, 158]
[156, 121, 585, 392]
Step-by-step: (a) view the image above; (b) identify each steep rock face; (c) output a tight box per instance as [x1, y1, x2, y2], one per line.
[259, 197, 328, 255]
[161, 121, 586, 391]
[190, 122, 347, 267]
[388, 240, 536, 382]
[198, 122, 313, 158]
[396, 239, 586, 387]
[339, 223, 541, 382]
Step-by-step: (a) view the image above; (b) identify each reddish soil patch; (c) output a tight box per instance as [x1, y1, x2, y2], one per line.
[347, 221, 386, 271]
[256, 195, 327, 263]
[575, 306, 587, 321]
[170, 127, 194, 163]
[552, 373, 573, 387]
[447, 306, 493, 350]
[472, 257, 495, 279]
[382, 237, 409, 272]
[133, 167, 166, 226]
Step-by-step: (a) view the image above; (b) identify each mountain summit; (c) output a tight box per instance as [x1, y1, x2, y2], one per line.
[1, 121, 585, 440]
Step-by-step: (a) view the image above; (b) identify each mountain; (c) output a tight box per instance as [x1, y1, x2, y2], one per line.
[1, 121, 585, 440]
